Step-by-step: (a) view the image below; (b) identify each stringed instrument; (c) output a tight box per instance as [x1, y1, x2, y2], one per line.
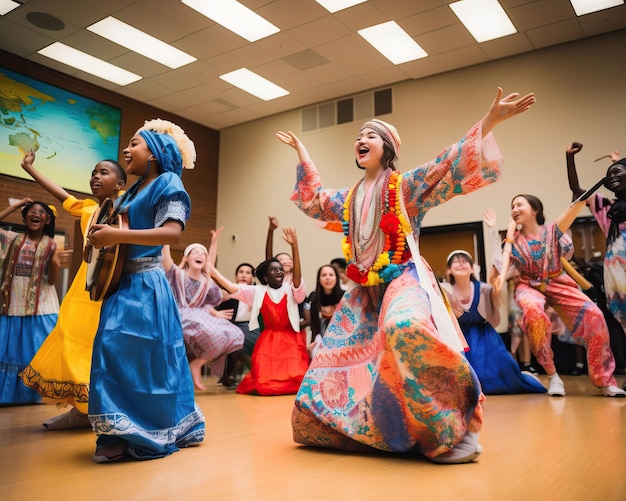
[84, 197, 128, 301]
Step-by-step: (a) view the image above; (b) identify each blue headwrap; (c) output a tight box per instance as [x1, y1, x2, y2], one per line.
[138, 129, 183, 177]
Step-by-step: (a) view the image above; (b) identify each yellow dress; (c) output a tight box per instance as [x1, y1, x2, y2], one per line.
[19, 196, 100, 413]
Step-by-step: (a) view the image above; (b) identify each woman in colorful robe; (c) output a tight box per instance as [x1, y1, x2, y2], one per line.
[276, 87, 536, 464]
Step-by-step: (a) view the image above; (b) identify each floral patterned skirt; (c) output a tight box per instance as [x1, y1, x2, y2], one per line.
[292, 264, 484, 459]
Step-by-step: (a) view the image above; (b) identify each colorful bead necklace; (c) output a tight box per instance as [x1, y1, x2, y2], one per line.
[342, 170, 411, 286]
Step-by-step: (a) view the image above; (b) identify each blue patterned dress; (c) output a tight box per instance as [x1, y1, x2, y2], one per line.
[88, 173, 205, 459]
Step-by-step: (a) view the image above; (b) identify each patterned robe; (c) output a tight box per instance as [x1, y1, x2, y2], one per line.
[290, 122, 502, 458]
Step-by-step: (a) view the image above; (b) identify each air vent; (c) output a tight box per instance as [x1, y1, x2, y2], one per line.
[301, 87, 393, 132]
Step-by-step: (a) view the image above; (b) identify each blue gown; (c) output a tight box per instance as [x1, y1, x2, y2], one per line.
[89, 173, 205, 459]
[460, 281, 546, 395]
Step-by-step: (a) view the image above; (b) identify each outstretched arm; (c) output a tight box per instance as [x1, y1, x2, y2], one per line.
[480, 87, 536, 138]
[282, 227, 301, 288]
[276, 131, 312, 164]
[21, 151, 70, 203]
[566, 142, 586, 201]
[208, 263, 239, 294]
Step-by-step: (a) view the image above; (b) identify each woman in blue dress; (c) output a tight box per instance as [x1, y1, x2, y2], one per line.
[441, 250, 546, 394]
[87, 119, 205, 463]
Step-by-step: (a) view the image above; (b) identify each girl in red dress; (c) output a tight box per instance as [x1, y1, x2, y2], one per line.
[210, 227, 308, 395]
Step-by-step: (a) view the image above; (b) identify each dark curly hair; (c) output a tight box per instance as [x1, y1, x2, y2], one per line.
[21, 201, 56, 238]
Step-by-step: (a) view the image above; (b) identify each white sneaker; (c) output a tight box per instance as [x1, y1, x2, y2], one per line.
[601, 385, 626, 397]
[431, 432, 482, 464]
[547, 375, 566, 397]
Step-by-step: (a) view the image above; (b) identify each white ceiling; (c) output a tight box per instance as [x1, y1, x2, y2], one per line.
[1, 0, 625, 131]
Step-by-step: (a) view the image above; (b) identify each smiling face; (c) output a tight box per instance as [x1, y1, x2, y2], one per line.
[511, 195, 537, 227]
[264, 261, 284, 288]
[22, 203, 51, 235]
[186, 248, 207, 272]
[355, 127, 385, 171]
[447, 253, 474, 283]
[90, 161, 126, 202]
[605, 162, 626, 195]
[122, 134, 153, 177]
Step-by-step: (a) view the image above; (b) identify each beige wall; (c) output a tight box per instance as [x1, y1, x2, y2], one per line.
[216, 30, 626, 289]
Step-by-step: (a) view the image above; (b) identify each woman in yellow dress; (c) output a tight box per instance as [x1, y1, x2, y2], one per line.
[18, 151, 126, 429]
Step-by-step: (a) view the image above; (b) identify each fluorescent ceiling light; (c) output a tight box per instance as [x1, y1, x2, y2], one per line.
[38, 42, 142, 86]
[0, 0, 21, 15]
[449, 0, 517, 43]
[219, 68, 289, 101]
[358, 21, 427, 65]
[315, 0, 367, 13]
[181, 0, 279, 42]
[87, 17, 196, 69]
[570, 0, 623, 16]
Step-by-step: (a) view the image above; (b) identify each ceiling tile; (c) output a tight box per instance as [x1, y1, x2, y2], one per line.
[0, 1, 623, 129]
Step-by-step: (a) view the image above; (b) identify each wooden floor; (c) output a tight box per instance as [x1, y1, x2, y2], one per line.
[2, 374, 625, 501]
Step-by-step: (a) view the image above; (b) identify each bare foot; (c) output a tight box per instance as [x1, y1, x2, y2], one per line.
[189, 358, 206, 390]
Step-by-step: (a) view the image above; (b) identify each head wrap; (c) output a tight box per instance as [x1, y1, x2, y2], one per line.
[184, 243, 208, 258]
[138, 130, 183, 177]
[136, 118, 196, 178]
[360, 119, 401, 158]
[446, 249, 473, 266]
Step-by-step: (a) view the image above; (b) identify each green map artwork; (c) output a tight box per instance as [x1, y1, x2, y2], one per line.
[0, 67, 122, 194]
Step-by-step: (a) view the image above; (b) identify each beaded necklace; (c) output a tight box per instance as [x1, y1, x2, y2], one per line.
[342, 170, 411, 286]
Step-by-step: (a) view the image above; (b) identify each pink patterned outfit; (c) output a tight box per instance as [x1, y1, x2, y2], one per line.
[510, 222, 617, 386]
[166, 265, 244, 377]
[290, 122, 501, 458]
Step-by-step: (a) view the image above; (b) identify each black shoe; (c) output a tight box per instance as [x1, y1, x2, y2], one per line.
[570, 366, 585, 376]
[522, 364, 538, 375]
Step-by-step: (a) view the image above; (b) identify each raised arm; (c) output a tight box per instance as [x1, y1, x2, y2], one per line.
[282, 227, 301, 288]
[480, 87, 536, 138]
[0, 198, 32, 221]
[21, 151, 70, 203]
[276, 130, 312, 164]
[208, 226, 223, 269]
[266, 216, 278, 261]
[499, 217, 517, 286]
[566, 142, 586, 201]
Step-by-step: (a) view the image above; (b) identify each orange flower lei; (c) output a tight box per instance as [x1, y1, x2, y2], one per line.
[342, 170, 412, 286]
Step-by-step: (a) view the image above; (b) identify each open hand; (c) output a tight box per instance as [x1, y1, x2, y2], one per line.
[483, 208, 497, 228]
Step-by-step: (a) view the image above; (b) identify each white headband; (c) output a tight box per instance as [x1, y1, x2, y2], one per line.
[446, 249, 473, 265]
[184, 243, 208, 257]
